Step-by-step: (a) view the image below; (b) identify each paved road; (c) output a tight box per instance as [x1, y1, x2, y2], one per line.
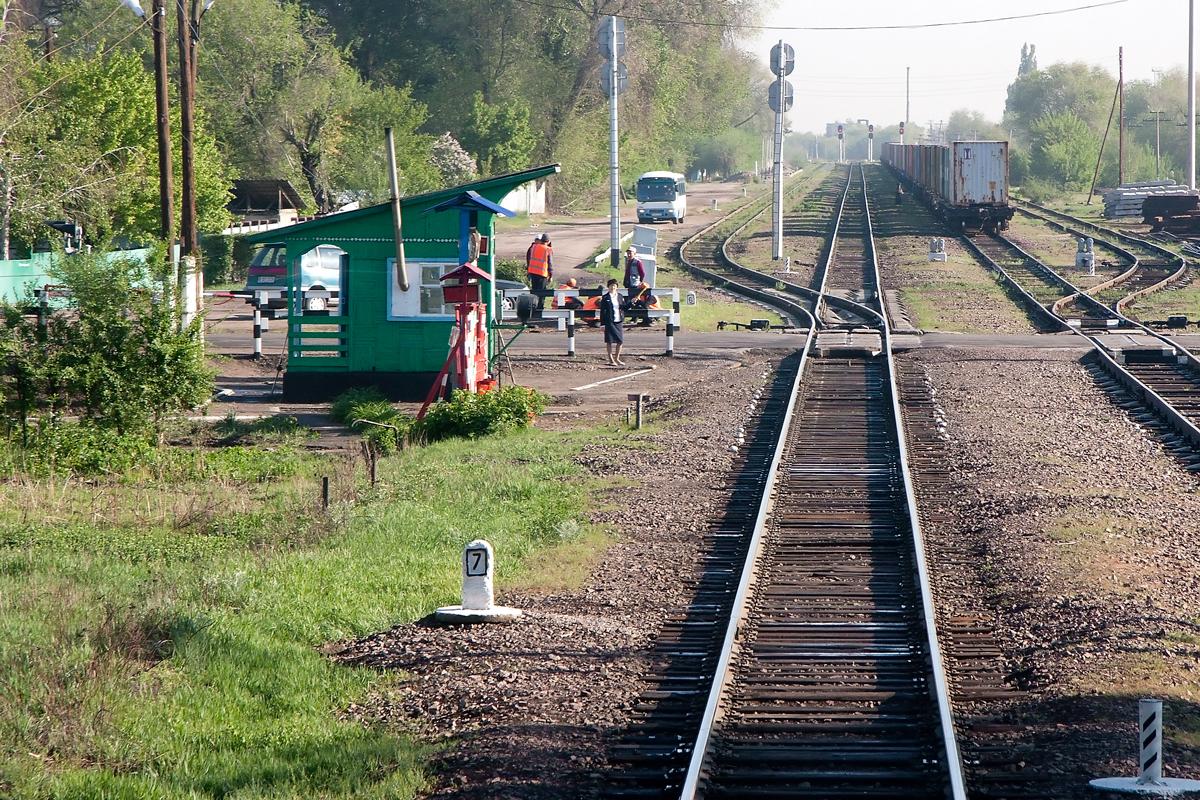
[495, 181, 756, 282]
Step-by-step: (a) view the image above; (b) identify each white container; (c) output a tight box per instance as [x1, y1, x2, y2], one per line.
[949, 141, 1008, 207]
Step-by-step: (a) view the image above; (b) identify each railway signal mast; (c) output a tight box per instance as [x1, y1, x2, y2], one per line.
[599, 16, 628, 268]
[768, 40, 794, 262]
[837, 124, 845, 163]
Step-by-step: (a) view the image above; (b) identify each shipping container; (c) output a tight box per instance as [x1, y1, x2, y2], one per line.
[949, 141, 1008, 207]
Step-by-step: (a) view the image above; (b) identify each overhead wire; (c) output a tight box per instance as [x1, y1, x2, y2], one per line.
[508, 0, 1128, 31]
[2, 1, 129, 87]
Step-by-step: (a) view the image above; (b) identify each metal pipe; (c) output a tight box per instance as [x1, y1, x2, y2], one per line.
[1118, 47, 1124, 186]
[772, 39, 784, 261]
[385, 127, 409, 292]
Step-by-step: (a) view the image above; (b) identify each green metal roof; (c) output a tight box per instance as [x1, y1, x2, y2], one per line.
[245, 164, 560, 244]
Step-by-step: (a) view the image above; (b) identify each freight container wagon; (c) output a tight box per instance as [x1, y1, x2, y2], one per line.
[883, 141, 1013, 232]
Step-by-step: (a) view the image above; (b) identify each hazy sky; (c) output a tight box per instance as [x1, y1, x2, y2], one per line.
[750, 0, 1179, 134]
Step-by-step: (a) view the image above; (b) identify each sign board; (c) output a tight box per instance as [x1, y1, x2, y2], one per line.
[478, 235, 489, 256]
[597, 17, 626, 59]
[600, 62, 629, 95]
[464, 545, 489, 577]
[768, 79, 793, 113]
[769, 42, 795, 76]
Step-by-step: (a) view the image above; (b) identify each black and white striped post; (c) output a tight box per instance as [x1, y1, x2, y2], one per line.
[252, 290, 270, 359]
[666, 288, 680, 356]
[566, 309, 576, 357]
[1090, 699, 1200, 794]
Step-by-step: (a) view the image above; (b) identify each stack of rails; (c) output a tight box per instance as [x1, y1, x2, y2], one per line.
[1101, 180, 1197, 223]
[882, 141, 1013, 233]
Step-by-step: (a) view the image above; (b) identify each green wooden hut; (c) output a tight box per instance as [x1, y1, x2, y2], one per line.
[245, 165, 559, 400]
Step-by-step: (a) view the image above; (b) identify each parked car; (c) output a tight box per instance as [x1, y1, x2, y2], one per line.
[244, 243, 345, 311]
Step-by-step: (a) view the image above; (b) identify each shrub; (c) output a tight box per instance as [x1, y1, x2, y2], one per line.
[200, 234, 234, 285]
[416, 385, 547, 442]
[494, 259, 528, 285]
[329, 387, 414, 454]
[21, 421, 158, 476]
[329, 386, 387, 424]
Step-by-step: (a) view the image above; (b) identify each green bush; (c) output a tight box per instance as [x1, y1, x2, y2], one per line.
[494, 259, 528, 284]
[416, 385, 547, 442]
[20, 421, 157, 476]
[200, 234, 235, 285]
[330, 386, 388, 424]
[330, 388, 414, 454]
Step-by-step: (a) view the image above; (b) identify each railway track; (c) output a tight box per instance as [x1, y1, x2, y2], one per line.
[675, 165, 849, 323]
[1011, 199, 1189, 317]
[680, 163, 963, 799]
[958, 207, 1200, 453]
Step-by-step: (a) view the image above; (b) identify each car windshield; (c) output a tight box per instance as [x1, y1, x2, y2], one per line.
[249, 244, 286, 268]
[637, 178, 677, 202]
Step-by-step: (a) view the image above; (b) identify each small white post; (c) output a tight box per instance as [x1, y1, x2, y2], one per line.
[252, 304, 262, 358]
[566, 309, 576, 357]
[1090, 699, 1200, 795]
[433, 539, 522, 623]
[666, 291, 679, 356]
[1140, 698, 1164, 785]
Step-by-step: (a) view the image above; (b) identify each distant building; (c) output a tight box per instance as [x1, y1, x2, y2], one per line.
[224, 180, 307, 235]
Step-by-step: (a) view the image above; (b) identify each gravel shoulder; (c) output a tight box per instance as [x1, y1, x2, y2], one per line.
[723, 163, 839, 288]
[866, 165, 1036, 335]
[326, 350, 787, 799]
[902, 346, 1200, 796]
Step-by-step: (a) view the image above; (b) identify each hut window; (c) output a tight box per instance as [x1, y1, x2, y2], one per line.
[419, 264, 454, 315]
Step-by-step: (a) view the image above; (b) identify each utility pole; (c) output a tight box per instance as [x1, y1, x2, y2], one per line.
[905, 66, 910, 146]
[599, 16, 626, 268]
[1151, 110, 1163, 178]
[178, 0, 197, 261]
[1191, 0, 1197, 190]
[768, 41, 794, 262]
[1118, 46, 1124, 186]
[150, 0, 174, 245]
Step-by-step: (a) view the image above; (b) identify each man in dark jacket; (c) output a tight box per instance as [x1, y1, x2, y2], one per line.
[622, 247, 644, 291]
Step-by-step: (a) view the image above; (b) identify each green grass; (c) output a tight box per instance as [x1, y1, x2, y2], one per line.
[0, 427, 600, 799]
[1129, 280, 1200, 321]
[680, 295, 783, 331]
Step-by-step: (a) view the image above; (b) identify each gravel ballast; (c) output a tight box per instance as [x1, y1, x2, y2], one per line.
[902, 346, 1200, 796]
[328, 351, 788, 798]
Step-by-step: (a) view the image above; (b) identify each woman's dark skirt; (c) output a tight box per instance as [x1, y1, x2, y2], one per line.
[603, 320, 624, 344]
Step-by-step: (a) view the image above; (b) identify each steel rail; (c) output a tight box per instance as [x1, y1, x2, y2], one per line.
[673, 172, 831, 799]
[963, 232, 1200, 451]
[861, 163, 968, 800]
[678, 163, 966, 799]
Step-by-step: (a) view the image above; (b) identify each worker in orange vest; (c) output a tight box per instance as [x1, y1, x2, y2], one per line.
[553, 277, 583, 310]
[526, 233, 553, 310]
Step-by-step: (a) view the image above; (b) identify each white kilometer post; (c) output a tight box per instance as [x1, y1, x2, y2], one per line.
[433, 540, 522, 623]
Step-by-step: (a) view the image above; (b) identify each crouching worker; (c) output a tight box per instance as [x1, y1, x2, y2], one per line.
[551, 277, 583, 310]
[626, 281, 660, 326]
